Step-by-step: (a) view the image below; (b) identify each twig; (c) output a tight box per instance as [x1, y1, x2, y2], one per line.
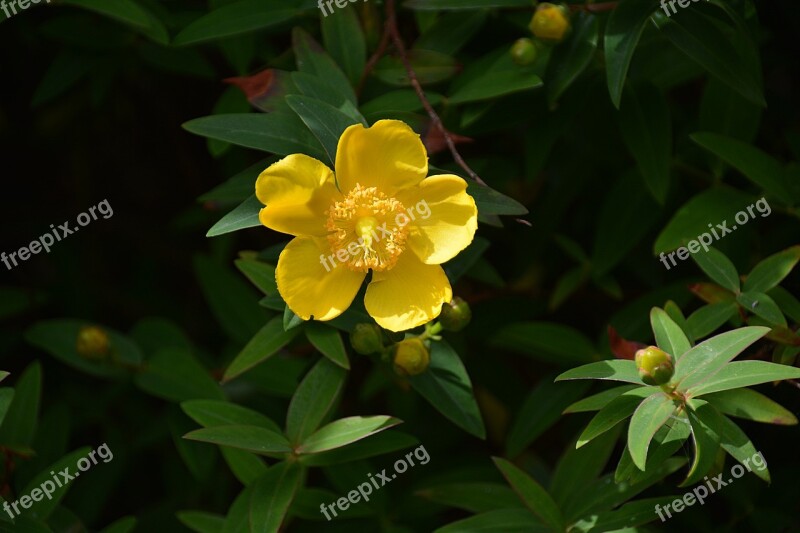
[358, 23, 391, 96]
[569, 1, 619, 13]
[383, 0, 487, 187]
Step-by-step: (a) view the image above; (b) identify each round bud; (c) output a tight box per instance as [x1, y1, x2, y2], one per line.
[635, 346, 675, 386]
[510, 38, 538, 66]
[350, 323, 384, 355]
[76, 325, 110, 360]
[392, 338, 430, 377]
[529, 3, 571, 43]
[439, 297, 472, 332]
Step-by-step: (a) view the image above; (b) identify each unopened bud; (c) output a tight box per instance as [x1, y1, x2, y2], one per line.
[635, 346, 675, 386]
[392, 338, 430, 377]
[439, 297, 472, 332]
[350, 323, 384, 355]
[530, 3, 571, 43]
[76, 326, 110, 360]
[510, 38, 538, 66]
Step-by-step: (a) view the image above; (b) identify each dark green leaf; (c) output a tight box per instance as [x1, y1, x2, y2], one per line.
[223, 316, 301, 382]
[547, 12, 598, 105]
[628, 392, 677, 470]
[297, 416, 402, 454]
[688, 360, 800, 396]
[692, 246, 740, 293]
[555, 360, 645, 385]
[604, 0, 656, 108]
[744, 246, 800, 293]
[493, 458, 564, 531]
[305, 322, 349, 370]
[174, 0, 298, 46]
[286, 358, 347, 445]
[184, 425, 292, 455]
[249, 462, 302, 533]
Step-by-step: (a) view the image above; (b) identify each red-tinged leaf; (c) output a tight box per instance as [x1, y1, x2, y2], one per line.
[608, 325, 646, 360]
[688, 282, 736, 305]
[224, 69, 294, 112]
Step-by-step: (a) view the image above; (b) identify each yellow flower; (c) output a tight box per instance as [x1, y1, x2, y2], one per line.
[530, 3, 571, 42]
[255, 120, 478, 332]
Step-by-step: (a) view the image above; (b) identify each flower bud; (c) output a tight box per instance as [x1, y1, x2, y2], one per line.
[529, 3, 571, 43]
[510, 38, 538, 66]
[635, 346, 675, 386]
[76, 325, 110, 360]
[350, 323, 384, 355]
[392, 338, 430, 377]
[439, 297, 472, 332]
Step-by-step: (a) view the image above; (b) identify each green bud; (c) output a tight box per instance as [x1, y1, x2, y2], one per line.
[392, 338, 430, 377]
[439, 297, 472, 332]
[635, 346, 675, 386]
[76, 325, 110, 360]
[350, 323, 384, 355]
[510, 38, 538, 66]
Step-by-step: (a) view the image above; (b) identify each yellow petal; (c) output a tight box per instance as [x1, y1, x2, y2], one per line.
[396, 174, 478, 265]
[365, 252, 452, 332]
[276, 237, 366, 321]
[256, 154, 339, 237]
[335, 120, 428, 195]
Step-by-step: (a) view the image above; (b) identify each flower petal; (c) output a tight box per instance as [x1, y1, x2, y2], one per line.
[256, 154, 339, 237]
[335, 120, 428, 195]
[277, 237, 366, 321]
[396, 174, 478, 264]
[364, 252, 452, 332]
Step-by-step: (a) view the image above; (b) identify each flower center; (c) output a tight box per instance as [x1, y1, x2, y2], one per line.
[326, 184, 409, 272]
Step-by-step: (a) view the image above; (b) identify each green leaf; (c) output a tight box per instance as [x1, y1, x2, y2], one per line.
[682, 410, 720, 486]
[690, 399, 770, 482]
[100, 516, 137, 533]
[507, 378, 590, 457]
[206, 195, 262, 237]
[737, 291, 786, 326]
[692, 247, 740, 293]
[615, 416, 690, 484]
[374, 49, 458, 86]
[650, 307, 691, 359]
[249, 462, 302, 533]
[547, 12, 598, 105]
[293, 28, 356, 105]
[135, 349, 224, 402]
[321, 4, 366, 85]
[415, 11, 487, 55]
[653, 187, 754, 254]
[62, 0, 168, 44]
[286, 95, 359, 167]
[577, 393, 645, 448]
[19, 447, 91, 520]
[686, 302, 738, 341]
[25, 320, 143, 378]
[298, 430, 418, 466]
[744, 246, 800, 293]
[673, 326, 769, 391]
[297, 416, 402, 454]
[286, 358, 347, 445]
[659, 10, 764, 106]
[493, 458, 564, 532]
[433, 509, 549, 533]
[466, 182, 529, 216]
[234, 259, 277, 296]
[564, 385, 648, 414]
[409, 341, 486, 439]
[555, 360, 645, 385]
[416, 482, 521, 514]
[691, 132, 789, 199]
[769, 286, 800, 324]
[223, 317, 301, 382]
[604, 0, 656, 108]
[305, 322, 349, 370]
[704, 388, 798, 425]
[579, 496, 679, 532]
[282, 306, 304, 331]
[492, 322, 596, 365]
[618, 83, 672, 203]
[0, 362, 40, 447]
[222, 485, 252, 533]
[174, 0, 298, 46]
[551, 427, 621, 511]
[181, 400, 281, 434]
[184, 425, 292, 455]
[194, 255, 267, 344]
[199, 158, 271, 205]
[688, 360, 800, 397]
[0, 389, 14, 429]
[183, 112, 326, 161]
[627, 392, 677, 470]
[448, 50, 542, 104]
[177, 511, 225, 533]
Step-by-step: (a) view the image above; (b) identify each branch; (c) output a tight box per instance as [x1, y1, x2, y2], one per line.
[382, 0, 487, 187]
[570, 1, 619, 13]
